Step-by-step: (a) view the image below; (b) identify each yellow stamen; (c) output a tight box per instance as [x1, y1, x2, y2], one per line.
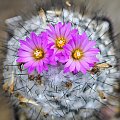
[56, 37, 66, 49]
[72, 49, 83, 60]
[33, 49, 44, 60]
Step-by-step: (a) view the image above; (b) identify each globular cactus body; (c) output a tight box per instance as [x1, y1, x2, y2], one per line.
[3, 8, 118, 120]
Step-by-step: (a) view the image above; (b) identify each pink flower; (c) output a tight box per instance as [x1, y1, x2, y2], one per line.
[63, 32, 100, 74]
[46, 22, 78, 61]
[16, 32, 55, 74]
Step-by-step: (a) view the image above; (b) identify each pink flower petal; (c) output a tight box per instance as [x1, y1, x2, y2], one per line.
[75, 61, 80, 72]
[18, 50, 32, 57]
[71, 29, 78, 35]
[64, 23, 71, 37]
[80, 33, 89, 49]
[36, 61, 44, 73]
[32, 61, 40, 67]
[83, 56, 99, 64]
[79, 62, 87, 74]
[65, 59, 73, 68]
[47, 25, 57, 39]
[42, 39, 48, 48]
[43, 64, 48, 71]
[30, 32, 39, 48]
[36, 65, 43, 73]
[16, 57, 34, 63]
[36, 36, 42, 48]
[24, 61, 34, 68]
[60, 23, 67, 36]
[26, 37, 36, 49]
[84, 50, 99, 56]
[20, 39, 35, 51]
[28, 65, 35, 74]
[69, 39, 75, 49]
[56, 53, 68, 63]
[75, 35, 82, 48]
[20, 44, 33, 52]
[83, 41, 96, 52]
[80, 60, 90, 70]
[43, 58, 49, 63]
[64, 67, 70, 73]
[65, 34, 72, 43]
[69, 61, 76, 72]
[48, 36, 55, 42]
[64, 44, 73, 51]
[55, 22, 61, 37]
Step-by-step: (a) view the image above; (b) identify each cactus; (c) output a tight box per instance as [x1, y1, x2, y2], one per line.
[2, 4, 119, 120]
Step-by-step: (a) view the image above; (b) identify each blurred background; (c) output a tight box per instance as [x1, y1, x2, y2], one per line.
[0, 0, 120, 120]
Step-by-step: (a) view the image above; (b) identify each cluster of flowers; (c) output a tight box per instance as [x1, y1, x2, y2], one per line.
[17, 22, 100, 74]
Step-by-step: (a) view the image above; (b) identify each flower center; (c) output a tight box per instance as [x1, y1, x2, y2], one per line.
[72, 49, 83, 60]
[56, 37, 66, 49]
[33, 49, 44, 60]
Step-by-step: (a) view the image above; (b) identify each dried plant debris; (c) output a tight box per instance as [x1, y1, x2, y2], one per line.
[39, 8, 46, 25]
[2, 4, 120, 120]
[66, 1, 71, 7]
[90, 63, 112, 75]
[3, 71, 14, 94]
[97, 90, 106, 100]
